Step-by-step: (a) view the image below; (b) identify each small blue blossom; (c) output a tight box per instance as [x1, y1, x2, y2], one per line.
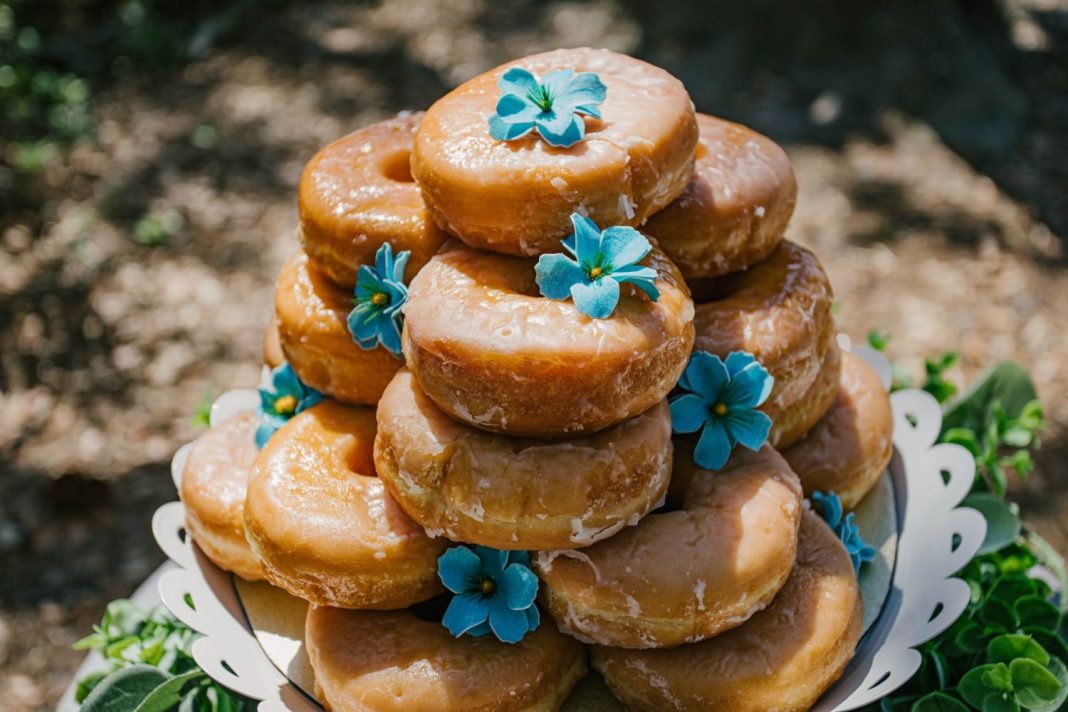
[535, 213, 659, 319]
[437, 545, 540, 644]
[488, 67, 606, 148]
[670, 351, 774, 470]
[813, 491, 877, 574]
[347, 242, 410, 357]
[255, 363, 324, 449]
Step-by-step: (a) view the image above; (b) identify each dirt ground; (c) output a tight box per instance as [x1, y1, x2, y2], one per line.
[1, 0, 1067, 709]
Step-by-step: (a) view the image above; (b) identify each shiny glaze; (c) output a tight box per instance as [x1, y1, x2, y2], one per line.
[592, 511, 863, 712]
[645, 114, 796, 279]
[534, 445, 802, 649]
[244, 401, 445, 609]
[402, 239, 695, 437]
[299, 112, 445, 288]
[412, 48, 698, 256]
[374, 369, 673, 550]
[180, 413, 264, 581]
[306, 605, 586, 712]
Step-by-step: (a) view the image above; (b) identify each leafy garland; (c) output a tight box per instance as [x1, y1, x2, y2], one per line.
[72, 339, 1065, 712]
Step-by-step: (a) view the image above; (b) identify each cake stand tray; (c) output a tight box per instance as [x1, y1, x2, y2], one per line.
[150, 346, 985, 711]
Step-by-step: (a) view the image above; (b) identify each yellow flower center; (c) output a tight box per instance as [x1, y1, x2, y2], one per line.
[713, 402, 729, 416]
[480, 578, 496, 595]
[371, 291, 389, 306]
[274, 395, 298, 414]
[588, 266, 602, 278]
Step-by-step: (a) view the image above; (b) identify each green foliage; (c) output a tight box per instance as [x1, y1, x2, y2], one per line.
[74, 599, 254, 712]
[190, 389, 213, 428]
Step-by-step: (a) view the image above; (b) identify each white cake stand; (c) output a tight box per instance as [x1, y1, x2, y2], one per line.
[150, 346, 985, 711]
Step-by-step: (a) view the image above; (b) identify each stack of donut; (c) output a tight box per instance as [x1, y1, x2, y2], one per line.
[177, 48, 895, 712]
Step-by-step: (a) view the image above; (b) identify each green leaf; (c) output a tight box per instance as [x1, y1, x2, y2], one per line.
[982, 598, 1018, 630]
[981, 693, 1020, 712]
[79, 665, 170, 712]
[1026, 657, 1067, 712]
[75, 670, 109, 704]
[1008, 658, 1060, 707]
[982, 663, 1013, 691]
[133, 670, 205, 712]
[964, 493, 1021, 555]
[989, 575, 1041, 604]
[1013, 596, 1061, 631]
[945, 427, 982, 455]
[912, 692, 970, 711]
[988, 635, 1050, 666]
[956, 621, 992, 654]
[868, 330, 890, 351]
[961, 665, 1001, 708]
[942, 362, 1039, 435]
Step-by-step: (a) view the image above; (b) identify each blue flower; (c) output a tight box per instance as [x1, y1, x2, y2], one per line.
[670, 351, 775, 470]
[347, 242, 410, 357]
[255, 363, 324, 449]
[437, 545, 540, 644]
[488, 67, 606, 148]
[535, 213, 659, 319]
[813, 491, 877, 574]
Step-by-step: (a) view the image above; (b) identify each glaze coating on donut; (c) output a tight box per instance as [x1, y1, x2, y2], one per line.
[534, 445, 802, 649]
[263, 314, 283, 369]
[402, 240, 695, 437]
[306, 604, 587, 712]
[412, 48, 698, 256]
[691, 240, 838, 447]
[275, 251, 402, 405]
[244, 401, 446, 608]
[784, 350, 894, 509]
[180, 413, 263, 581]
[374, 369, 673, 550]
[644, 114, 796, 279]
[298, 112, 445, 288]
[591, 510, 863, 712]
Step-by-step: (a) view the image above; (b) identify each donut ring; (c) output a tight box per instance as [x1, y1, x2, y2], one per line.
[180, 413, 263, 581]
[374, 368, 673, 550]
[412, 48, 698, 256]
[306, 604, 587, 712]
[644, 114, 796, 279]
[691, 240, 838, 448]
[275, 251, 402, 405]
[402, 240, 695, 437]
[592, 510, 863, 712]
[533, 445, 802, 648]
[784, 350, 894, 509]
[244, 401, 446, 608]
[263, 314, 283, 369]
[298, 112, 445, 288]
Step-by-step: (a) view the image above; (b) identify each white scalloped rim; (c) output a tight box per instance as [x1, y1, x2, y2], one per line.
[155, 345, 985, 711]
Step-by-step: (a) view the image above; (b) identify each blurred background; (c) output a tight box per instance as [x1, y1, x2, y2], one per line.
[1, 0, 1066, 708]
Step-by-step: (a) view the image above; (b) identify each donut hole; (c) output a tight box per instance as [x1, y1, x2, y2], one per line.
[380, 150, 415, 183]
[411, 592, 452, 623]
[687, 271, 746, 304]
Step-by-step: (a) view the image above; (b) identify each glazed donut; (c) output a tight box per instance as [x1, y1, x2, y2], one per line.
[691, 240, 839, 448]
[533, 445, 802, 648]
[411, 48, 698, 256]
[275, 251, 402, 405]
[644, 114, 796, 279]
[592, 510, 863, 712]
[306, 604, 587, 712]
[244, 401, 446, 608]
[374, 368, 673, 550]
[298, 112, 445, 288]
[180, 413, 263, 581]
[402, 240, 695, 437]
[263, 314, 283, 369]
[784, 350, 894, 510]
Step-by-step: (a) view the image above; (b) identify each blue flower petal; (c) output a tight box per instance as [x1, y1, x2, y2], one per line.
[467, 620, 492, 637]
[376, 318, 403, 356]
[356, 264, 388, 296]
[694, 420, 732, 470]
[600, 226, 651, 268]
[723, 350, 758, 377]
[682, 352, 730, 402]
[535, 106, 578, 138]
[499, 563, 539, 610]
[437, 546, 481, 593]
[475, 546, 508, 577]
[570, 275, 620, 319]
[254, 419, 279, 450]
[669, 393, 708, 434]
[723, 359, 774, 409]
[812, 491, 843, 529]
[524, 605, 540, 632]
[487, 599, 531, 644]
[508, 550, 532, 568]
[498, 67, 539, 96]
[539, 69, 575, 100]
[535, 253, 586, 301]
[442, 592, 490, 637]
[570, 214, 603, 262]
[489, 115, 535, 141]
[390, 250, 410, 284]
[723, 408, 772, 451]
[295, 388, 324, 414]
[495, 93, 541, 122]
[273, 363, 303, 398]
[612, 266, 661, 301]
[563, 72, 607, 112]
[535, 113, 585, 148]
